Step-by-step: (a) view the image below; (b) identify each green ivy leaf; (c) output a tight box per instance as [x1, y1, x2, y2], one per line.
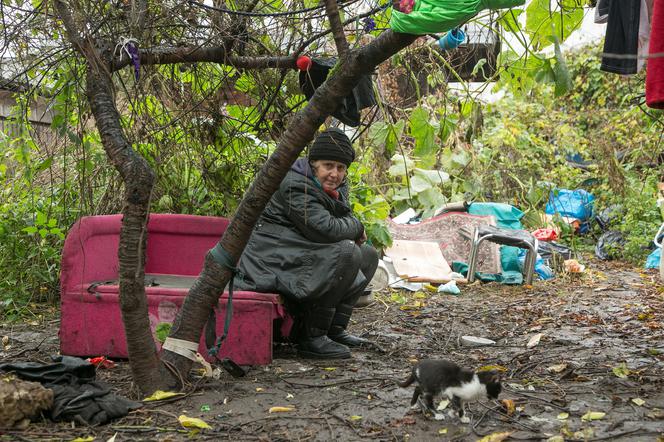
[525, 0, 584, 49]
[553, 38, 573, 96]
[498, 8, 524, 34]
[155, 322, 172, 343]
[417, 187, 447, 211]
[388, 154, 415, 177]
[409, 107, 436, 168]
[35, 212, 47, 226]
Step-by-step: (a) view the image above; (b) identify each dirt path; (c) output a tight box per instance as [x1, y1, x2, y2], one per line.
[1, 261, 663, 441]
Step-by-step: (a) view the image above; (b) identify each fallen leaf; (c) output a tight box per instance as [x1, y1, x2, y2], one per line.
[546, 436, 564, 442]
[349, 415, 363, 421]
[647, 409, 664, 419]
[437, 399, 450, 410]
[142, 390, 184, 402]
[631, 398, 646, 406]
[269, 406, 295, 413]
[581, 411, 606, 421]
[557, 412, 569, 420]
[477, 431, 512, 442]
[612, 363, 631, 378]
[323, 367, 337, 371]
[526, 333, 543, 348]
[286, 393, 294, 399]
[70, 437, 94, 442]
[1, 335, 9, 349]
[478, 365, 508, 373]
[439, 428, 448, 434]
[501, 399, 515, 416]
[178, 415, 211, 429]
[547, 363, 567, 373]
[256, 387, 264, 392]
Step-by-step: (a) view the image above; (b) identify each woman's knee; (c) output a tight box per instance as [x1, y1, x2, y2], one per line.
[359, 243, 379, 278]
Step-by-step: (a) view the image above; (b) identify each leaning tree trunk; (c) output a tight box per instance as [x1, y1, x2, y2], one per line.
[161, 30, 417, 388]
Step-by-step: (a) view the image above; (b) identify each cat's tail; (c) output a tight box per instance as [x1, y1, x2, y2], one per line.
[398, 371, 415, 388]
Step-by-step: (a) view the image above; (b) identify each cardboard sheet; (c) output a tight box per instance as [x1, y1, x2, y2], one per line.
[385, 240, 463, 283]
[387, 212, 501, 274]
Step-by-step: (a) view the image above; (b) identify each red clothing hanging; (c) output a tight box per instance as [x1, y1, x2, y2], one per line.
[647, 0, 664, 108]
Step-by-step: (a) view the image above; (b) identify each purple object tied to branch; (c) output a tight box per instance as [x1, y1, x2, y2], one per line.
[126, 41, 140, 81]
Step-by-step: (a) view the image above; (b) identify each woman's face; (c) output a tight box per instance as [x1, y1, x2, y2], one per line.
[311, 160, 347, 191]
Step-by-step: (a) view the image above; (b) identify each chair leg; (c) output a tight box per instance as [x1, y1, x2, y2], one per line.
[468, 231, 483, 283]
[525, 246, 536, 285]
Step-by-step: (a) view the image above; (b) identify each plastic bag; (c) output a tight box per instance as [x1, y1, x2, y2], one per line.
[595, 204, 624, 231]
[517, 250, 554, 280]
[546, 189, 595, 221]
[538, 241, 573, 261]
[645, 248, 661, 269]
[595, 230, 626, 260]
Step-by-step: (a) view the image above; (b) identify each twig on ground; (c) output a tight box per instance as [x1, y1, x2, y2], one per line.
[7, 336, 49, 359]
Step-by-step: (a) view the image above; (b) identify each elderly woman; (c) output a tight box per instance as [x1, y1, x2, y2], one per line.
[236, 128, 379, 359]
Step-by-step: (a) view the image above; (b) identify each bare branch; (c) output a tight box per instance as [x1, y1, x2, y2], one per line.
[53, 0, 85, 53]
[111, 46, 296, 71]
[323, 0, 350, 58]
[130, 0, 148, 37]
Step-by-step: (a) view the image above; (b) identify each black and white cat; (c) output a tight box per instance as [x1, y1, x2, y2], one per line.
[399, 359, 502, 423]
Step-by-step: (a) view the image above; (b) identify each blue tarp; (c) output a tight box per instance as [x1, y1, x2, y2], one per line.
[546, 189, 595, 221]
[646, 248, 661, 269]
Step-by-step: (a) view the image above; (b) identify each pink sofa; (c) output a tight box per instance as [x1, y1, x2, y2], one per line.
[59, 214, 291, 366]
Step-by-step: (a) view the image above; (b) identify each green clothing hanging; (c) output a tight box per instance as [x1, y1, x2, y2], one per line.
[390, 0, 525, 36]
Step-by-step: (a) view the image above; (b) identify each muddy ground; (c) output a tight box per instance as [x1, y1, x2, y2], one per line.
[1, 261, 663, 441]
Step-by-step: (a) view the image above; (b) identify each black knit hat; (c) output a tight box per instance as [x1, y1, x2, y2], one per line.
[308, 128, 356, 167]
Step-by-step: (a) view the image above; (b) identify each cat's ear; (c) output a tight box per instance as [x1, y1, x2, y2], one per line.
[488, 370, 501, 384]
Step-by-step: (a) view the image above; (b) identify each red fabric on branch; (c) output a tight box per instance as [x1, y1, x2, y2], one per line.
[646, 0, 664, 108]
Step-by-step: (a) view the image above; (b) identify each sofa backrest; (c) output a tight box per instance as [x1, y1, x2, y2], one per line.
[61, 214, 229, 293]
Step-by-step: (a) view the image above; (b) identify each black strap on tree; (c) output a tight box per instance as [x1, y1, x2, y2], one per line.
[205, 243, 241, 357]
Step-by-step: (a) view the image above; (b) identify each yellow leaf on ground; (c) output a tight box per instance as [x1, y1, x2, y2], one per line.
[478, 365, 508, 372]
[631, 398, 646, 406]
[526, 333, 543, 348]
[557, 412, 569, 420]
[178, 415, 211, 429]
[546, 436, 564, 442]
[142, 390, 185, 402]
[547, 363, 567, 373]
[349, 415, 363, 421]
[256, 387, 264, 392]
[612, 363, 630, 378]
[269, 406, 295, 413]
[70, 437, 94, 442]
[581, 411, 606, 421]
[477, 431, 512, 442]
[501, 399, 515, 416]
[439, 428, 448, 434]
[323, 367, 337, 371]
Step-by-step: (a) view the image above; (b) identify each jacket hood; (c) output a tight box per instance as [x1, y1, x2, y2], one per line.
[291, 157, 314, 178]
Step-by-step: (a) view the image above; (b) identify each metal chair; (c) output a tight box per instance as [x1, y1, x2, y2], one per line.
[467, 225, 539, 285]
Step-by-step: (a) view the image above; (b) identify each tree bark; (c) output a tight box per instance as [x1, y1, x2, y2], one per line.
[86, 68, 163, 395]
[55, 0, 164, 396]
[161, 30, 417, 387]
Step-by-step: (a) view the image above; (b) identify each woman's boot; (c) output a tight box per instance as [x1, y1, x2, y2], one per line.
[327, 302, 372, 348]
[297, 307, 351, 359]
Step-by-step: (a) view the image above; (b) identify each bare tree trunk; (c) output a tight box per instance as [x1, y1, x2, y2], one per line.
[86, 69, 163, 395]
[161, 30, 417, 387]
